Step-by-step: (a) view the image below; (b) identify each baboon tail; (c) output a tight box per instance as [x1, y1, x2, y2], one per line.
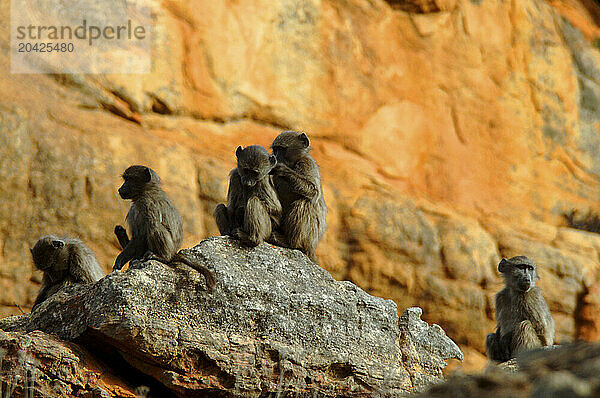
[174, 253, 216, 291]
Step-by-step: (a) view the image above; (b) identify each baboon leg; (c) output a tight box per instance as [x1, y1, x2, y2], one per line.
[214, 204, 233, 236]
[485, 332, 510, 362]
[114, 225, 130, 250]
[234, 206, 245, 231]
[283, 200, 319, 261]
[148, 227, 179, 261]
[114, 237, 142, 271]
[237, 196, 270, 247]
[511, 320, 542, 356]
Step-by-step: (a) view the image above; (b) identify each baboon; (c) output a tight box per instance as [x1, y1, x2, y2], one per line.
[213, 145, 281, 246]
[113, 165, 216, 290]
[270, 131, 327, 262]
[31, 235, 105, 310]
[486, 256, 555, 362]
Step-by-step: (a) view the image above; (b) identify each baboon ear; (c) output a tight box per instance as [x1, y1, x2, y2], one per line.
[236, 146, 243, 158]
[498, 258, 510, 273]
[269, 155, 277, 167]
[298, 133, 309, 148]
[143, 167, 152, 183]
[51, 239, 65, 249]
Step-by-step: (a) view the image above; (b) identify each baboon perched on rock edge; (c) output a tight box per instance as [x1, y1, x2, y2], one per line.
[113, 165, 215, 290]
[31, 235, 104, 309]
[213, 145, 281, 247]
[270, 131, 327, 262]
[486, 256, 555, 362]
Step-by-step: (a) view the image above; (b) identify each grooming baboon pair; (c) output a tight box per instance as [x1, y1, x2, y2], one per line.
[30, 130, 325, 309]
[213, 130, 327, 262]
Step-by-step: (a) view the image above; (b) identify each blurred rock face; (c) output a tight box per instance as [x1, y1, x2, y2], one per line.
[0, 0, 599, 370]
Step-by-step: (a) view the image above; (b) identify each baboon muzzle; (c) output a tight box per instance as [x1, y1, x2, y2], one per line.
[519, 280, 533, 292]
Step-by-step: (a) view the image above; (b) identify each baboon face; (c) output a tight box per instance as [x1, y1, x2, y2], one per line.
[271, 131, 310, 165]
[30, 235, 65, 271]
[498, 256, 538, 293]
[236, 145, 276, 187]
[118, 165, 160, 199]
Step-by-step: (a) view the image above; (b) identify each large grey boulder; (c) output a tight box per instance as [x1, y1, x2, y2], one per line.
[0, 237, 462, 397]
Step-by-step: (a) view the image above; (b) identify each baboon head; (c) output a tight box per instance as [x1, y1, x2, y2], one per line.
[271, 131, 310, 166]
[498, 256, 538, 293]
[236, 145, 276, 187]
[118, 165, 161, 200]
[30, 235, 66, 271]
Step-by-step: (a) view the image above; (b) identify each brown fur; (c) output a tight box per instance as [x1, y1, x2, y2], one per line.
[113, 165, 215, 290]
[214, 145, 281, 246]
[270, 131, 327, 262]
[486, 256, 555, 361]
[31, 235, 104, 310]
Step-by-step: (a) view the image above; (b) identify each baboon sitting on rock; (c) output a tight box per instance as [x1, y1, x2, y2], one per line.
[113, 165, 215, 290]
[214, 145, 281, 247]
[486, 256, 555, 362]
[31, 235, 104, 310]
[270, 131, 327, 263]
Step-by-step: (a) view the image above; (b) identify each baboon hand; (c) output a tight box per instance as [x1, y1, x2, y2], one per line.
[269, 163, 289, 176]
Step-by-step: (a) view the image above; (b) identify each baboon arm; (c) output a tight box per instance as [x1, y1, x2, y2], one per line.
[540, 320, 555, 346]
[32, 285, 50, 309]
[272, 163, 319, 199]
[240, 196, 271, 246]
[265, 176, 282, 226]
[227, 170, 245, 210]
[526, 289, 555, 346]
[512, 320, 542, 356]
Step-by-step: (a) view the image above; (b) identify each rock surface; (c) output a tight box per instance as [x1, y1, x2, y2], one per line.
[0, 330, 139, 398]
[418, 343, 600, 397]
[0, 0, 599, 372]
[0, 237, 463, 397]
